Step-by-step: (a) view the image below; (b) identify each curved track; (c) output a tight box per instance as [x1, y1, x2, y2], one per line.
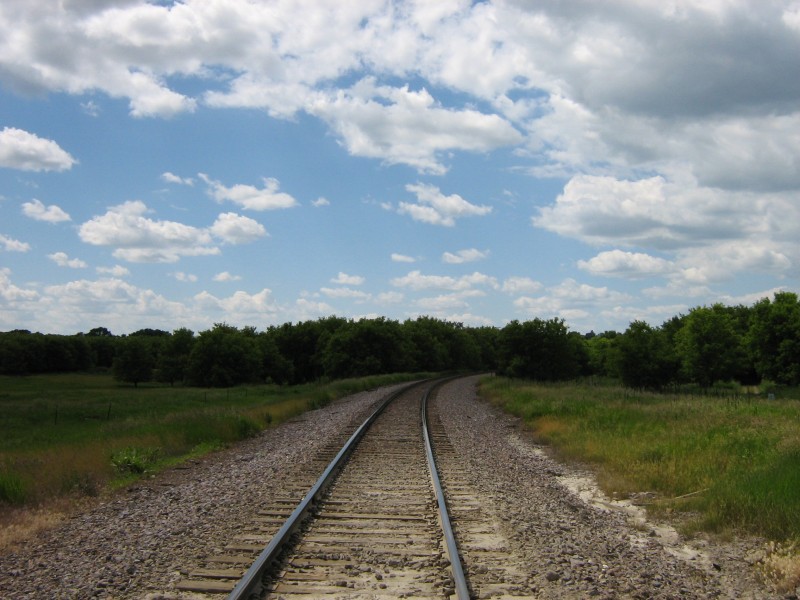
[176, 378, 535, 599]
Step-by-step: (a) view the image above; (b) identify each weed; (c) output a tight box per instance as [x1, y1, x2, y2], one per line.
[0, 471, 27, 504]
[110, 447, 161, 474]
[759, 541, 800, 593]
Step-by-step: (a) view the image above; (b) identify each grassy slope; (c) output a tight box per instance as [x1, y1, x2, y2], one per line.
[479, 376, 800, 542]
[0, 372, 427, 506]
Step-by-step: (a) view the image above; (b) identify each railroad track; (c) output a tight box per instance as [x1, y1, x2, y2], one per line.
[176, 377, 534, 599]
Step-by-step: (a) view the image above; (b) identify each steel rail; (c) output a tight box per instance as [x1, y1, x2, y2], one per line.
[225, 380, 425, 600]
[421, 381, 471, 600]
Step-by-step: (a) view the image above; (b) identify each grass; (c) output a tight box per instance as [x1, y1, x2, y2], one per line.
[0, 371, 428, 510]
[479, 377, 800, 542]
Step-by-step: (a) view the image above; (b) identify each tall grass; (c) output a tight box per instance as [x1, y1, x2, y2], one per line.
[0, 372, 428, 507]
[480, 377, 800, 542]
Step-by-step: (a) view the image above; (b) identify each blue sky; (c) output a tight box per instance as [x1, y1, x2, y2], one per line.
[1, 0, 799, 335]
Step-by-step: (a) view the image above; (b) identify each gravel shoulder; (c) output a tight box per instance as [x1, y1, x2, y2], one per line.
[0, 377, 785, 599]
[436, 375, 782, 599]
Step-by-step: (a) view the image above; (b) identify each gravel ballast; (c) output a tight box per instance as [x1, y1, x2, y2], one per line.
[0, 377, 785, 599]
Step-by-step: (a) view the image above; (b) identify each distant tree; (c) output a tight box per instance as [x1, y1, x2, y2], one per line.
[86, 327, 113, 337]
[112, 336, 154, 387]
[497, 318, 582, 381]
[82, 327, 116, 368]
[675, 304, 748, 387]
[617, 321, 678, 390]
[321, 318, 413, 379]
[129, 328, 170, 337]
[747, 292, 800, 385]
[585, 331, 621, 378]
[156, 328, 195, 386]
[256, 333, 294, 384]
[270, 317, 348, 383]
[186, 323, 262, 387]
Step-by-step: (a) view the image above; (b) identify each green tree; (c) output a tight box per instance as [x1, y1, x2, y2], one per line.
[497, 318, 582, 381]
[617, 321, 679, 389]
[747, 292, 800, 385]
[187, 323, 262, 387]
[112, 336, 154, 387]
[675, 304, 748, 387]
[156, 328, 195, 386]
[321, 318, 412, 379]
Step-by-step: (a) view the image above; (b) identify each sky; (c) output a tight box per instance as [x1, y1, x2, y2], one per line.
[1, 0, 799, 336]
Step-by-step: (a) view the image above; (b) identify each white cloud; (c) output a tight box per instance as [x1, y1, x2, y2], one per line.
[200, 173, 298, 211]
[312, 197, 330, 207]
[40, 277, 190, 332]
[501, 276, 543, 295]
[398, 183, 491, 227]
[391, 270, 497, 291]
[578, 250, 674, 279]
[513, 278, 632, 330]
[193, 288, 279, 317]
[22, 199, 71, 223]
[442, 248, 488, 264]
[391, 253, 416, 263]
[320, 287, 371, 300]
[161, 172, 194, 186]
[309, 78, 523, 174]
[48, 252, 87, 269]
[213, 271, 242, 282]
[416, 289, 485, 311]
[0, 234, 31, 252]
[0, 268, 38, 302]
[331, 272, 365, 285]
[0, 128, 76, 172]
[535, 172, 800, 283]
[173, 272, 198, 283]
[78, 200, 219, 263]
[376, 291, 404, 304]
[96, 265, 130, 277]
[209, 212, 266, 244]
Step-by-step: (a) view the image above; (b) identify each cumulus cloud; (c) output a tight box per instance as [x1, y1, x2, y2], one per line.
[391, 253, 416, 263]
[173, 272, 198, 283]
[442, 248, 488, 264]
[312, 197, 330, 207]
[213, 271, 242, 282]
[0, 128, 76, 172]
[331, 272, 365, 285]
[398, 183, 491, 227]
[391, 270, 498, 291]
[0, 268, 38, 302]
[200, 173, 298, 211]
[161, 172, 194, 186]
[209, 212, 266, 244]
[578, 250, 674, 279]
[79, 200, 218, 263]
[0, 234, 31, 252]
[501, 276, 543, 295]
[78, 201, 264, 263]
[48, 252, 87, 269]
[194, 288, 279, 317]
[320, 287, 371, 300]
[22, 199, 71, 223]
[309, 78, 523, 174]
[96, 265, 130, 277]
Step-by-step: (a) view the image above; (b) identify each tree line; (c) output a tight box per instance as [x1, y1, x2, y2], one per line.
[0, 292, 798, 389]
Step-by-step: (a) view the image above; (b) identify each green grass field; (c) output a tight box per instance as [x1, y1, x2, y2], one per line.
[0, 372, 426, 506]
[479, 377, 800, 543]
